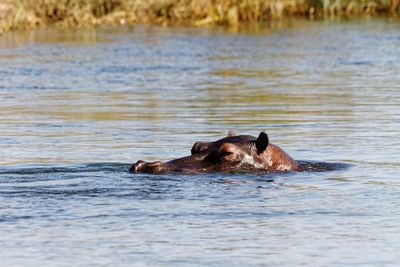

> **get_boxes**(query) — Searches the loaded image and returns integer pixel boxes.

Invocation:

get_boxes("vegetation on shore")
[0,0,399,32]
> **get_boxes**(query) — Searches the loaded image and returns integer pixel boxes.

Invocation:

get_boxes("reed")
[0,0,398,32]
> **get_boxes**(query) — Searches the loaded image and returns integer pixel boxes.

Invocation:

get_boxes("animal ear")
[227,130,237,137]
[255,132,269,154]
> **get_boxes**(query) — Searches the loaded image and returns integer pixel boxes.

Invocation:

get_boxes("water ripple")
[1,19,400,267]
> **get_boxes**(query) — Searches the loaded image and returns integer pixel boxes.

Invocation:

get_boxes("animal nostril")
[129,165,136,173]
[130,160,146,173]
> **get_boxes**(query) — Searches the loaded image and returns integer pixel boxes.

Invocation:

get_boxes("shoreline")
[0,0,399,34]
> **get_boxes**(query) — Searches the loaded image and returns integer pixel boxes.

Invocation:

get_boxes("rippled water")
[1,18,400,266]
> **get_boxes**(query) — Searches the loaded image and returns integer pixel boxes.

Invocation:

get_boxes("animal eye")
[219,151,233,157]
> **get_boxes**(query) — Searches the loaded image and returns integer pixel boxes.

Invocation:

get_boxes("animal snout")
[129,160,163,173]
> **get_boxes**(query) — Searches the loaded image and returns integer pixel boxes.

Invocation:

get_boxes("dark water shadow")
[297,160,352,172]
[0,161,350,177]
[0,162,130,175]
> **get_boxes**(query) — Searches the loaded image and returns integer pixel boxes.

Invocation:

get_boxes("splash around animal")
[130,131,299,174]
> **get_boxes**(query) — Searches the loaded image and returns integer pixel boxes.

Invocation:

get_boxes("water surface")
[1,18,400,266]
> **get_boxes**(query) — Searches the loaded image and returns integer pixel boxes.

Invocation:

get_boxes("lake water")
[0,18,399,266]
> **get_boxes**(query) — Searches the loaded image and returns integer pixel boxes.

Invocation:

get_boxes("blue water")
[1,18,400,266]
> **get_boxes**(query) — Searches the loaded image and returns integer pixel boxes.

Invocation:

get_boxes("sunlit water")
[1,18,400,266]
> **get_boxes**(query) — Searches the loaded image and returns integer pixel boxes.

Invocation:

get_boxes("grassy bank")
[0,0,399,32]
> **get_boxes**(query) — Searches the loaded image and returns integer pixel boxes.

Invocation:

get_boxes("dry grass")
[0,0,399,32]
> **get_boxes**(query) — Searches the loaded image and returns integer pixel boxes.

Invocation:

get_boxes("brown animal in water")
[130,131,299,174]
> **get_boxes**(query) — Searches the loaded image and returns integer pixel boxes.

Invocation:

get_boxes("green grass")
[0,0,399,32]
